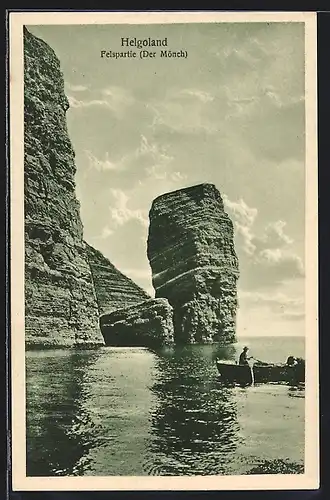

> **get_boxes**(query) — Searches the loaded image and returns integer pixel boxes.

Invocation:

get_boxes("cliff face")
[147,183,239,344]
[24,28,104,347]
[100,298,174,348]
[85,242,150,315]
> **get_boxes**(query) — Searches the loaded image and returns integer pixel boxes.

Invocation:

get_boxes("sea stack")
[147,183,239,344]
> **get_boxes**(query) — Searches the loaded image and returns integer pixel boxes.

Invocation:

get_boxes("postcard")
[9,10,319,491]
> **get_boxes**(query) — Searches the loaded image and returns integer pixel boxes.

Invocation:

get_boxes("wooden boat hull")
[216,361,305,385]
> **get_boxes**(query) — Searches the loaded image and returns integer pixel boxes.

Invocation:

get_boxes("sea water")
[26,336,305,476]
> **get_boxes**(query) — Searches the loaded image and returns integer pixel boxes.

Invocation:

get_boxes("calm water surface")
[26,337,305,476]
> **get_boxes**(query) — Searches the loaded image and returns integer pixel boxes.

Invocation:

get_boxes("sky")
[27,22,306,337]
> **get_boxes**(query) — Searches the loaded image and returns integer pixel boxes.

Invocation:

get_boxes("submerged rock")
[100,298,174,348]
[147,183,239,344]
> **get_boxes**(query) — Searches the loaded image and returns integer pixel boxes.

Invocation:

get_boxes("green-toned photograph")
[9,11,319,491]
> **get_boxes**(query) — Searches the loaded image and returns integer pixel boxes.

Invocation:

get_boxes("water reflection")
[26,349,103,476]
[26,339,305,477]
[148,345,241,475]
[287,384,305,398]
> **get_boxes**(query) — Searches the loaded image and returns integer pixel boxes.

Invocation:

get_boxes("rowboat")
[216,359,305,386]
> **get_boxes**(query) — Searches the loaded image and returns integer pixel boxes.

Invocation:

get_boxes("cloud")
[67,86,134,118]
[148,87,219,135]
[224,194,304,288]
[171,171,187,182]
[206,25,306,162]
[127,134,174,178]
[238,220,295,256]
[68,95,112,109]
[85,150,123,172]
[223,195,258,227]
[88,225,114,242]
[249,248,304,288]
[179,89,214,103]
[138,135,173,166]
[239,290,305,321]
[235,223,256,256]
[84,135,174,179]
[65,83,88,92]
[213,41,266,70]
[100,226,114,239]
[145,165,167,180]
[213,25,304,102]
[148,64,304,146]
[101,86,134,109]
[146,165,187,183]
[240,290,304,308]
[109,188,148,228]
[263,220,293,247]
[256,249,304,282]
[223,195,257,255]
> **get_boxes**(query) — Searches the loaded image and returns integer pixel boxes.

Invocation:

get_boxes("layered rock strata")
[147,183,239,344]
[24,28,105,348]
[100,298,174,348]
[85,242,150,315]
[24,28,163,349]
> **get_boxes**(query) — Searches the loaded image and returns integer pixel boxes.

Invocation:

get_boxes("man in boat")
[285,355,301,385]
[239,346,253,366]
[286,355,298,367]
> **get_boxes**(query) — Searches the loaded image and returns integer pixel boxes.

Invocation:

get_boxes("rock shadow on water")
[26,349,106,476]
[147,344,242,475]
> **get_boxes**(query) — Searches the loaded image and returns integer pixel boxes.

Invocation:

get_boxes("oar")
[251,357,267,364]
[248,362,255,386]
[250,366,255,386]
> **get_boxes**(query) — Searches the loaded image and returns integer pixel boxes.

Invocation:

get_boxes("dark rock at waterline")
[100,298,174,348]
[147,183,239,344]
